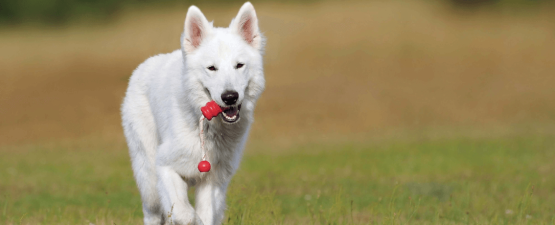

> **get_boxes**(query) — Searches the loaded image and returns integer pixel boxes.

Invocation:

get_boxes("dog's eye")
[235,63,244,69]
[207,66,218,71]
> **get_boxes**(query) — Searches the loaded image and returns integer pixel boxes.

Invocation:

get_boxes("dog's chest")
[204,123,248,169]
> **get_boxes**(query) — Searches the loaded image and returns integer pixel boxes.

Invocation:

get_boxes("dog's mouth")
[221,104,241,123]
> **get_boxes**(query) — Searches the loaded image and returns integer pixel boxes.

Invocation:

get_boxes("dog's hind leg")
[122,94,164,225]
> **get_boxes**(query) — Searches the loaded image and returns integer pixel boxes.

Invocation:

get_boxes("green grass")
[1,135,554,224]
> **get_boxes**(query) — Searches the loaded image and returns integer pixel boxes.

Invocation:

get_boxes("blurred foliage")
[0,0,121,24]
[450,0,545,7]
[0,0,549,25]
[0,0,239,25]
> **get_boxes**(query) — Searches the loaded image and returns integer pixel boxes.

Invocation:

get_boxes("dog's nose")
[221,91,239,105]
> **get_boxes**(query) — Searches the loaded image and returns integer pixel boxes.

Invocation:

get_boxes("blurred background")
[1,0,554,224]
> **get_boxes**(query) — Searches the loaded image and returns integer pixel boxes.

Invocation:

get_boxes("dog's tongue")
[224,107,238,117]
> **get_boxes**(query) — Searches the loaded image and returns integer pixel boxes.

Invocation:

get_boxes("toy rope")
[199,116,207,161]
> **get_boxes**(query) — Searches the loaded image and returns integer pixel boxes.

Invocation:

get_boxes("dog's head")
[181,2,265,124]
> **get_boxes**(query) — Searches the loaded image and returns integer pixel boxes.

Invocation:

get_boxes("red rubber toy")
[198,160,211,172]
[201,101,222,120]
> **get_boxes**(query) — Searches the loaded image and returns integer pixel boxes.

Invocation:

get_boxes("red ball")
[198,160,211,172]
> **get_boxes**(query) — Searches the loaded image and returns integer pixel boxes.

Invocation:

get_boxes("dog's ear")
[182,6,212,54]
[230,2,263,50]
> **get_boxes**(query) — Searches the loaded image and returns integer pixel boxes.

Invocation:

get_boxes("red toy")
[198,160,211,172]
[200,101,222,120]
[198,101,223,172]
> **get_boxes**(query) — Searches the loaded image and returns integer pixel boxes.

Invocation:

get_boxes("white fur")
[121,2,265,224]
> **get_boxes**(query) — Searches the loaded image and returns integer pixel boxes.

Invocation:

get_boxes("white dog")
[121,2,265,224]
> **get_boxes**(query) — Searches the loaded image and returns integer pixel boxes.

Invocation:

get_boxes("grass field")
[1,135,554,224]
[1,0,555,224]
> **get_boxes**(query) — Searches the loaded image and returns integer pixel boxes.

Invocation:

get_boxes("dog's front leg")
[157,166,203,225]
[195,180,228,225]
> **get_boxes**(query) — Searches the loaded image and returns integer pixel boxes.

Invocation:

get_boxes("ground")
[1,135,554,224]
